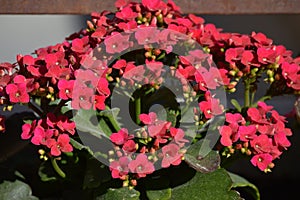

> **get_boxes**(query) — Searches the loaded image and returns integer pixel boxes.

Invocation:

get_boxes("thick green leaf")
[97,187,140,200]
[171,169,242,200]
[73,109,109,139]
[184,140,220,173]
[147,188,171,200]
[228,172,260,200]
[0,180,39,200]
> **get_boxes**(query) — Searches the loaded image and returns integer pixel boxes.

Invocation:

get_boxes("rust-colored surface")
[0,0,300,14]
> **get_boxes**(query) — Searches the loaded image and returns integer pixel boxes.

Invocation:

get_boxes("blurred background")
[1,14,300,199]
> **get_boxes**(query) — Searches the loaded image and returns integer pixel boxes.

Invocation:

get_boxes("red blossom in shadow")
[47,134,73,156]
[21,120,37,140]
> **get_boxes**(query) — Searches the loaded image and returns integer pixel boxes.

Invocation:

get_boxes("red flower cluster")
[219,102,292,171]
[0,0,299,183]
[109,112,188,182]
[21,113,75,156]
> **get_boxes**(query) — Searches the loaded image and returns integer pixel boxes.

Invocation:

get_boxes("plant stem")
[244,80,250,107]
[50,157,66,178]
[107,114,121,132]
[135,97,141,124]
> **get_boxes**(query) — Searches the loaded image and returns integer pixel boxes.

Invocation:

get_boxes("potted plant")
[0,0,299,199]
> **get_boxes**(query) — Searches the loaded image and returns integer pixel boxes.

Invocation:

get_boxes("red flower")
[58,79,75,100]
[257,47,276,64]
[219,125,239,146]
[94,95,106,110]
[274,131,291,149]
[170,127,189,147]
[139,112,157,125]
[91,26,107,39]
[31,127,54,146]
[71,86,94,110]
[110,156,130,179]
[122,140,136,153]
[140,112,171,142]
[47,134,73,156]
[104,33,130,54]
[238,125,257,142]
[199,97,223,119]
[6,83,29,103]
[71,36,90,53]
[135,27,159,45]
[110,128,133,146]
[56,115,76,135]
[250,153,273,171]
[142,0,166,11]
[161,143,182,168]
[97,78,110,97]
[123,65,145,82]
[247,107,262,123]
[21,120,37,140]
[116,6,137,20]
[251,32,273,46]
[250,134,272,154]
[128,154,155,177]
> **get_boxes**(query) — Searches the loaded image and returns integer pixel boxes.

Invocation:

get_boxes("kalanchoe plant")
[0,0,300,199]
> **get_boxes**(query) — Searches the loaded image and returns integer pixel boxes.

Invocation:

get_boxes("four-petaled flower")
[128,154,155,178]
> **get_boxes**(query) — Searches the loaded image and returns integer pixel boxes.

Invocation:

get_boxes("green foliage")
[171,169,242,200]
[97,187,140,200]
[228,172,260,200]
[0,180,39,200]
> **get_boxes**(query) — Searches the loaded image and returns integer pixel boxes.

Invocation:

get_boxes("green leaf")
[69,138,94,156]
[97,187,140,200]
[228,172,260,200]
[171,169,242,200]
[184,140,220,173]
[73,109,109,139]
[0,180,39,200]
[61,101,72,114]
[231,99,242,112]
[147,188,171,200]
